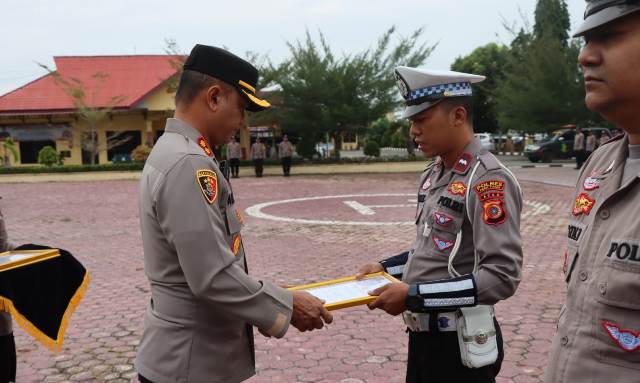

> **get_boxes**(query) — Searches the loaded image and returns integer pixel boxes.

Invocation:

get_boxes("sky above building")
[1,0,588,95]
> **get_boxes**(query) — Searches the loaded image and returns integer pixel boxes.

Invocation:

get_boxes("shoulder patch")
[198,137,214,157]
[196,169,218,204]
[454,152,473,173]
[474,180,505,195]
[482,199,507,226]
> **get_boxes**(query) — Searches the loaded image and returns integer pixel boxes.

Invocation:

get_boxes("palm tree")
[0,138,19,167]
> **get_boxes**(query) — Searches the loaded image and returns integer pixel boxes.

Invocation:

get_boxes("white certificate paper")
[302,275,393,305]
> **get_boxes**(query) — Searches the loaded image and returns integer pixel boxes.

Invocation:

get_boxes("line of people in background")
[225,135,294,178]
[574,127,612,169]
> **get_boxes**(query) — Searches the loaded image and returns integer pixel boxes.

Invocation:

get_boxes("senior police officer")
[136,45,332,383]
[545,2,640,382]
[357,68,523,383]
[0,202,16,383]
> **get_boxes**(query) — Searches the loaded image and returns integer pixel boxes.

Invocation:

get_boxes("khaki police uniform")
[0,203,16,383]
[250,142,266,177]
[278,141,293,176]
[545,135,640,383]
[0,205,15,336]
[136,118,293,383]
[226,141,242,178]
[379,67,523,383]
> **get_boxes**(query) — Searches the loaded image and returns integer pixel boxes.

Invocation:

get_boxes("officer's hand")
[291,291,333,332]
[355,263,384,280]
[367,282,409,316]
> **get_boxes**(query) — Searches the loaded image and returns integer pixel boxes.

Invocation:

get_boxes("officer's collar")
[165,118,203,143]
[165,118,215,158]
[452,138,483,175]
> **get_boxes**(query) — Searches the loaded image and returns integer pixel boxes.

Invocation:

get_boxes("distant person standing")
[574,128,586,169]
[278,135,293,177]
[600,131,611,146]
[251,137,266,177]
[226,136,242,178]
[585,131,597,158]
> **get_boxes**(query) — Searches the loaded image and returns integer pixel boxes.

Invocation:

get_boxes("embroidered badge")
[438,317,450,329]
[231,234,242,256]
[474,180,505,195]
[583,176,600,191]
[454,152,473,173]
[602,321,640,352]
[434,212,453,228]
[572,193,595,216]
[478,191,505,202]
[422,177,432,190]
[198,137,213,157]
[482,199,507,226]
[196,169,218,204]
[236,208,245,226]
[432,235,455,251]
[437,196,464,213]
[448,182,467,196]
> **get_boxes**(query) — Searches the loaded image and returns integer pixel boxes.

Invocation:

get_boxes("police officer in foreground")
[357,68,523,383]
[545,2,640,382]
[136,45,332,383]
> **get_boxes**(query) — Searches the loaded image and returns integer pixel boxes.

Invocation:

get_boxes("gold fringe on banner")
[0,272,90,352]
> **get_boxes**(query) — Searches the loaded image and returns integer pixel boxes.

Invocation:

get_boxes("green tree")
[0,138,19,167]
[38,146,59,167]
[534,0,571,45]
[495,0,595,134]
[268,27,435,158]
[451,43,510,133]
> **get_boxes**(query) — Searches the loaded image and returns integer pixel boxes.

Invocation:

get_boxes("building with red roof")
[0,55,180,165]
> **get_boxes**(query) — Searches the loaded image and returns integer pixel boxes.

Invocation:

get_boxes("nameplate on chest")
[437,196,464,213]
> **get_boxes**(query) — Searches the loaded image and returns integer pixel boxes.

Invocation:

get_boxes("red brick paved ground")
[0,169,575,382]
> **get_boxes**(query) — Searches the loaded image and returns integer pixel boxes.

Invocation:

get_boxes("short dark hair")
[440,96,474,124]
[175,69,231,106]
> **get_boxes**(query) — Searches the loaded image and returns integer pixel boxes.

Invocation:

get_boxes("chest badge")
[198,137,214,157]
[448,182,467,196]
[572,193,595,216]
[583,176,600,191]
[454,153,473,173]
[196,169,218,204]
[602,321,640,352]
[434,212,453,228]
[432,235,455,251]
[422,177,432,190]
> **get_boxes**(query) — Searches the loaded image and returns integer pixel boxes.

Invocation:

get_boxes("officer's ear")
[204,83,227,113]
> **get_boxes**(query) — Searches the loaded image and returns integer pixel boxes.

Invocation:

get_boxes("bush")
[364,141,381,157]
[131,145,152,162]
[296,138,319,160]
[37,146,59,167]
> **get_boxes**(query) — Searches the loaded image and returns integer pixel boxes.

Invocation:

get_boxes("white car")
[474,133,495,151]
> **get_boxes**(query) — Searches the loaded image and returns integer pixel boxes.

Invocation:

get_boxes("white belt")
[402,311,457,332]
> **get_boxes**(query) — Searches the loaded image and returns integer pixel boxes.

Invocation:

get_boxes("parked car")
[474,133,495,151]
[525,127,612,163]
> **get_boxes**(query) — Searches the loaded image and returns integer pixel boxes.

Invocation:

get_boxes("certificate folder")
[288,272,400,311]
[0,249,61,272]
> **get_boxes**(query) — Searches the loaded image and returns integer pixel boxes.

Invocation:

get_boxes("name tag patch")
[437,196,464,213]
[606,240,640,263]
[568,223,585,242]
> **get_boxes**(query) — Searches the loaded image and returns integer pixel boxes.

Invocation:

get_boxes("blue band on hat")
[408,82,473,103]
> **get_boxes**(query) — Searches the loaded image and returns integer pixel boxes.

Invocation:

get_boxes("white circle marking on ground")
[245,194,551,226]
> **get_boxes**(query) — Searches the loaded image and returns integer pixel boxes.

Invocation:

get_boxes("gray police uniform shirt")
[227,142,241,160]
[0,205,15,336]
[250,143,266,160]
[545,135,640,383]
[403,139,523,306]
[278,142,293,158]
[136,118,293,383]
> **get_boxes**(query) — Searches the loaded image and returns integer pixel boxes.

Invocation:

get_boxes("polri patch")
[198,137,214,157]
[606,240,640,263]
[448,182,467,196]
[602,321,640,352]
[196,169,218,204]
[483,199,506,226]
[432,235,455,251]
[437,196,464,213]
[572,193,595,216]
